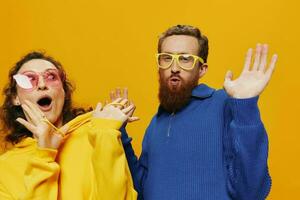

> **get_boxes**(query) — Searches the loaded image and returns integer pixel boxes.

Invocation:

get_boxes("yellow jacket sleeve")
[21,148,60,200]
[88,118,137,200]
[0,182,13,199]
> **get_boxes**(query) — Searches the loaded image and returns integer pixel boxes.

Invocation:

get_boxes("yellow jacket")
[0,112,137,200]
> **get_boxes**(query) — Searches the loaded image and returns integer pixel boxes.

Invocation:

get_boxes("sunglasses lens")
[178,54,195,69]
[157,54,173,68]
[14,69,63,90]
[43,70,61,84]
[22,72,39,88]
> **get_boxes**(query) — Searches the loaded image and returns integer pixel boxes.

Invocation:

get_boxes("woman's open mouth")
[37,96,53,111]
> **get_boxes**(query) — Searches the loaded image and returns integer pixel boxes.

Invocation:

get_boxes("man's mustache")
[168,74,183,81]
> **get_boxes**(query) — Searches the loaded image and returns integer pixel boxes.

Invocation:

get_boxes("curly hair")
[0,51,87,145]
[158,24,209,63]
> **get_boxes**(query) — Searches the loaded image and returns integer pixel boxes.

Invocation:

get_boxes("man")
[120,25,277,200]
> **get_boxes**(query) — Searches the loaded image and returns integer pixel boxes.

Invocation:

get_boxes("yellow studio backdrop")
[0,0,299,199]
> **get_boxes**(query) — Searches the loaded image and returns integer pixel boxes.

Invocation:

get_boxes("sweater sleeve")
[22,148,60,200]
[88,118,137,200]
[224,96,271,200]
[121,124,152,199]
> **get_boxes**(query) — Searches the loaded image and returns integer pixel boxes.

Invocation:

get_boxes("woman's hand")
[109,88,139,122]
[93,97,136,124]
[16,100,68,149]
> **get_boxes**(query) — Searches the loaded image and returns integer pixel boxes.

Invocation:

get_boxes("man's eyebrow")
[162,51,190,54]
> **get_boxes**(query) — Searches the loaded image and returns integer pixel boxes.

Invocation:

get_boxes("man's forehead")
[161,35,199,54]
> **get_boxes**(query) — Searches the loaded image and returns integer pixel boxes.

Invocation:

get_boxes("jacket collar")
[15,137,36,148]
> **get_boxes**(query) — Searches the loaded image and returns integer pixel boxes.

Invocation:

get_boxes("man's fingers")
[252,44,262,70]
[115,88,121,98]
[126,103,139,122]
[266,54,278,79]
[122,104,135,114]
[258,44,268,71]
[95,102,102,112]
[110,87,128,101]
[110,91,116,101]
[123,88,128,99]
[224,70,233,82]
[243,48,253,72]
[128,116,140,122]
[122,101,137,122]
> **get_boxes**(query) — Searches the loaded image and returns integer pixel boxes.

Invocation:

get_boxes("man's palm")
[224,44,278,98]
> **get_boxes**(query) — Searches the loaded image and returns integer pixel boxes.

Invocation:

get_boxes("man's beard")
[158,72,199,113]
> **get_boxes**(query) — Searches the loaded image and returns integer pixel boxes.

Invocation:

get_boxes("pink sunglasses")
[13,68,64,91]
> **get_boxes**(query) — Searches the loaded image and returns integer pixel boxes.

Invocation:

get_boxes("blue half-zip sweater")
[121,84,271,200]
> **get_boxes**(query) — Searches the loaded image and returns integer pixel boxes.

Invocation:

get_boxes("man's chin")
[169,87,180,93]
[159,74,199,112]
[168,83,182,92]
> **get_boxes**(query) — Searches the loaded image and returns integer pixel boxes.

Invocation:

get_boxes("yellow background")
[0,0,299,199]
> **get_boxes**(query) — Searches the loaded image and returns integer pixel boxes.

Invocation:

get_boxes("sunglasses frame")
[156,53,205,70]
[13,68,64,91]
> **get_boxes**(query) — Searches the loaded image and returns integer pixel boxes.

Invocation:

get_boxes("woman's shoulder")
[0,137,36,162]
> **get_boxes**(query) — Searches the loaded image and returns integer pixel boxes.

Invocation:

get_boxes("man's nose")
[170,59,181,73]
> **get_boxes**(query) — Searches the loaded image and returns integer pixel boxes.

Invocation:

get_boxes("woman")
[0,52,137,199]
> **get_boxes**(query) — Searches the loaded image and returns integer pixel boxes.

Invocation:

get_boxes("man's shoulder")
[213,88,229,100]
[193,84,229,101]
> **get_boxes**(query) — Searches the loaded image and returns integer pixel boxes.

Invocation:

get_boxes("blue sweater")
[121,84,271,200]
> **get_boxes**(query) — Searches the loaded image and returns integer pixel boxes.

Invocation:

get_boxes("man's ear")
[12,95,20,106]
[198,63,208,78]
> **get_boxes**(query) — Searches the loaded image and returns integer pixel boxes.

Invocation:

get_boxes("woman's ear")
[198,63,208,78]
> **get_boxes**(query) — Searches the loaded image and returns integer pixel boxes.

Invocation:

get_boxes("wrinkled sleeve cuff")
[228,96,262,126]
[120,126,133,146]
[34,148,58,162]
[91,118,123,130]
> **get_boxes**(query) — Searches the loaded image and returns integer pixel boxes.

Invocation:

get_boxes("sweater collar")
[191,83,215,98]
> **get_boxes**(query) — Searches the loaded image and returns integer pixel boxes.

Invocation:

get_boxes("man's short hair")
[158,25,209,63]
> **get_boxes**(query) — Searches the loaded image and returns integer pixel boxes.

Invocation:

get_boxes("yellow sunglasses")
[156,53,204,70]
